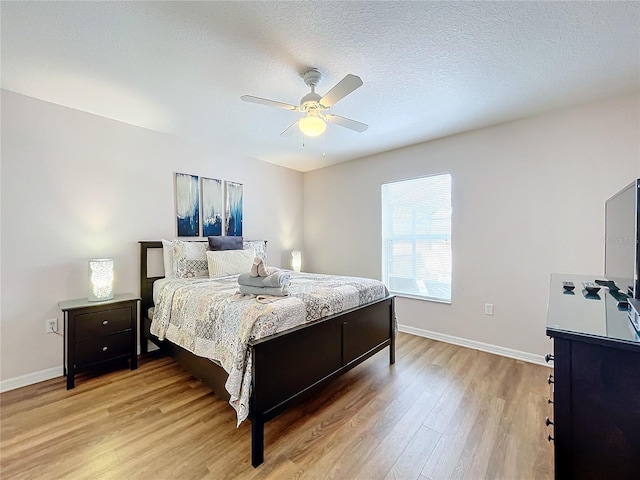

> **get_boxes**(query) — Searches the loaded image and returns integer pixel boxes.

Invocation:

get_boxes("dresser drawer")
[74,307,132,341]
[74,331,132,367]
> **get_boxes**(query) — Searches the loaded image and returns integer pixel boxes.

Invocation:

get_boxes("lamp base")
[88,293,114,302]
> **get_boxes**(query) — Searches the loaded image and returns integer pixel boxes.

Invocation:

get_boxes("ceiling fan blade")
[280,120,299,137]
[240,95,298,111]
[325,114,368,133]
[319,74,363,108]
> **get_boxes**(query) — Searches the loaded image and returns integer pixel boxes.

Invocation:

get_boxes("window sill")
[390,292,451,304]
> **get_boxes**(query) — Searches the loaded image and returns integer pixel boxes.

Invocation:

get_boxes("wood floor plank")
[420,374,492,480]
[451,394,505,479]
[311,353,446,478]
[421,348,487,433]
[354,390,440,480]
[385,426,441,480]
[0,333,553,480]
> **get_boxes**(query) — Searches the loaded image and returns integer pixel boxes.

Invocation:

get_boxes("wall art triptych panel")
[225,181,243,237]
[175,173,242,237]
[201,177,224,236]
[175,173,200,237]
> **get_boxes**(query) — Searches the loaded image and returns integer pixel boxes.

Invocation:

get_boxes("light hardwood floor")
[1,333,554,479]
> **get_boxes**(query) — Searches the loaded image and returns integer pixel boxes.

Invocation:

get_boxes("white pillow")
[173,240,209,278]
[161,239,175,279]
[207,249,256,278]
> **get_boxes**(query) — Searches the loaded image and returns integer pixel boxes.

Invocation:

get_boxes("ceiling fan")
[241,68,368,137]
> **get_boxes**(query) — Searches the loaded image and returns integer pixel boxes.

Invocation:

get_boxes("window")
[382,173,452,303]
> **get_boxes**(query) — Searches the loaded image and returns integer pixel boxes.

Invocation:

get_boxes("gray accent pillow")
[208,236,243,251]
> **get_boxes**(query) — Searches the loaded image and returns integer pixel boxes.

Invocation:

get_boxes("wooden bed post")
[251,418,265,467]
[138,241,163,355]
[139,242,149,355]
[390,296,396,365]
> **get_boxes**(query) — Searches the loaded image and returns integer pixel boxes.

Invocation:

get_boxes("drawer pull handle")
[102,320,109,325]
[545,417,554,427]
[547,374,554,385]
[102,346,108,352]
[545,353,554,363]
[548,434,554,443]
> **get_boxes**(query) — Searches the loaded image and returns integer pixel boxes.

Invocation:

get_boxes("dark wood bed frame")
[139,241,396,467]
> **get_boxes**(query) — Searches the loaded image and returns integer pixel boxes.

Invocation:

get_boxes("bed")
[139,240,396,467]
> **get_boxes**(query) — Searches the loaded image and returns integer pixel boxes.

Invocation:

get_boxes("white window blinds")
[382,173,452,303]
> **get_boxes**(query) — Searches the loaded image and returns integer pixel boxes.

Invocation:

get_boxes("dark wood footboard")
[139,241,396,468]
[248,295,395,466]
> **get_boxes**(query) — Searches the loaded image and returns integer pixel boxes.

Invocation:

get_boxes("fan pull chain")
[322,129,326,157]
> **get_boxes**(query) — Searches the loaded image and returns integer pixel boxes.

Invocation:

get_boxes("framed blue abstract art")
[225,181,243,237]
[201,177,224,236]
[175,173,199,237]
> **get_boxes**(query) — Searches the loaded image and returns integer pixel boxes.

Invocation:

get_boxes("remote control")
[582,282,601,295]
[595,279,618,290]
[562,281,575,291]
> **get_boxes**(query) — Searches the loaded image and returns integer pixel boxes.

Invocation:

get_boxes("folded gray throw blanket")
[238,271,291,288]
[238,284,289,296]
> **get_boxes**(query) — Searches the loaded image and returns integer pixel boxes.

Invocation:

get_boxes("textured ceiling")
[2,1,639,172]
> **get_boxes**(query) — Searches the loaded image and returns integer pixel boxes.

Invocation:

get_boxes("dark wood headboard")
[139,240,164,319]
[139,239,267,317]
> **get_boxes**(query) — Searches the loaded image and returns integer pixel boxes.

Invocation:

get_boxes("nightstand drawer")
[74,307,132,341]
[75,331,132,367]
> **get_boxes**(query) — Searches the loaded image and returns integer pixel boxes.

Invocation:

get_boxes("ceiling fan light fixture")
[241,69,367,137]
[298,114,326,137]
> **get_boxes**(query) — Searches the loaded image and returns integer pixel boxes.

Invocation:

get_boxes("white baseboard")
[1,329,545,393]
[1,343,161,393]
[0,366,63,393]
[398,324,549,367]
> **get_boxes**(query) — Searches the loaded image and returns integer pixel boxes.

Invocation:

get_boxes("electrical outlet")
[46,318,58,333]
[484,303,494,316]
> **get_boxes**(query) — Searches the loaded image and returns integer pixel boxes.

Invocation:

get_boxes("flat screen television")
[605,179,640,299]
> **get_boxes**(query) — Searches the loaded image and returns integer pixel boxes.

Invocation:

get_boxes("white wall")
[304,93,640,359]
[2,90,638,386]
[0,90,304,383]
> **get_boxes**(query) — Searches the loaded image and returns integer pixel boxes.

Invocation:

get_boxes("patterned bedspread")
[150,272,389,424]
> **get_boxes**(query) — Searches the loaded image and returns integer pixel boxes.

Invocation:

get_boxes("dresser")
[59,293,140,389]
[546,274,640,479]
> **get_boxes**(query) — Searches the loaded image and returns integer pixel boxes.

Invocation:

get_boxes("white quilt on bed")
[150,272,388,425]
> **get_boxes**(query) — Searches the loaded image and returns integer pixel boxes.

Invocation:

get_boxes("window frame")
[381,172,452,304]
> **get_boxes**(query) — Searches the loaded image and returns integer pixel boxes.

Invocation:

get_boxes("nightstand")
[59,293,140,389]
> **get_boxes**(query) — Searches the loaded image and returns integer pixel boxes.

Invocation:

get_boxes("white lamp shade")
[298,115,326,137]
[291,250,302,272]
[88,258,114,301]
